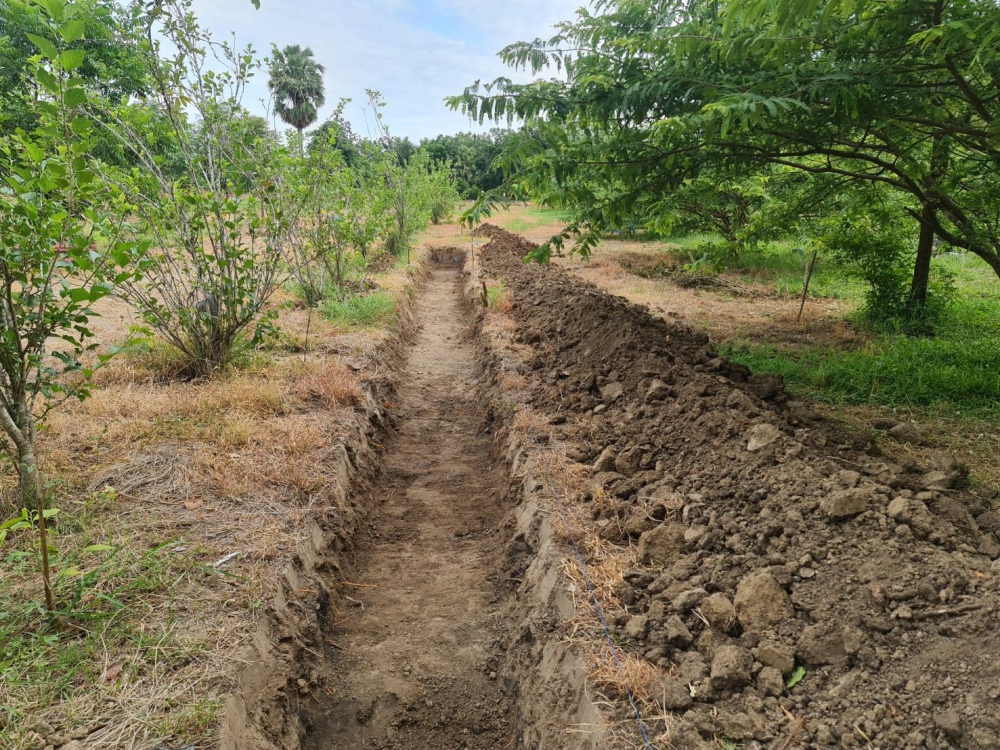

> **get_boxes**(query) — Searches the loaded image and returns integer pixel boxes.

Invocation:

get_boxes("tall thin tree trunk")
[908,204,935,314]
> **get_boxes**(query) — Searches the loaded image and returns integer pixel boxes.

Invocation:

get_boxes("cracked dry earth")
[301,268,515,750]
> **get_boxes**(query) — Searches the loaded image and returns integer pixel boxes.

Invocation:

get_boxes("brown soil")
[299,268,515,749]
[475,225,1000,750]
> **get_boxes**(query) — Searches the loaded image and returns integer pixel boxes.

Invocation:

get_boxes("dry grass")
[819,402,1000,491]
[587,646,662,705]
[0,250,425,750]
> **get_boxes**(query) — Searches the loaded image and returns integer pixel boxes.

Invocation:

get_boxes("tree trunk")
[909,133,949,318]
[908,203,935,315]
[19,447,55,612]
[1,386,55,610]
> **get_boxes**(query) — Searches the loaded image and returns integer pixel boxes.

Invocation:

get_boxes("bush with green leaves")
[0,0,142,609]
[823,213,911,330]
[100,0,298,377]
[422,157,461,225]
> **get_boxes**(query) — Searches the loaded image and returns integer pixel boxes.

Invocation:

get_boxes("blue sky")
[188,0,585,142]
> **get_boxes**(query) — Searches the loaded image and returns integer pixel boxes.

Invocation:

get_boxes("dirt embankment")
[474,225,1000,750]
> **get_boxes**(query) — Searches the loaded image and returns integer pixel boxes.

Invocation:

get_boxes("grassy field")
[471,204,1000,490]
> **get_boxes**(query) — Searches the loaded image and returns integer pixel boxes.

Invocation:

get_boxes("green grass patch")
[321,291,397,328]
[725,337,1000,416]
[724,291,1000,418]
[0,498,198,740]
[722,257,1000,417]
[495,205,574,233]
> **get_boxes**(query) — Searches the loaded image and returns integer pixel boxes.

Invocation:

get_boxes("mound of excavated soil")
[476,225,1000,750]
[473,222,537,260]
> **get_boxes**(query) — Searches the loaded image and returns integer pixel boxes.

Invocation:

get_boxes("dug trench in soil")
[298,265,516,749]
[473,225,1000,750]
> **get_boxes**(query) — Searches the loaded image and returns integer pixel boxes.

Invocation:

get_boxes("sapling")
[0,0,141,610]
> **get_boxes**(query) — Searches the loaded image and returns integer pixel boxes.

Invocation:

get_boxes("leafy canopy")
[449,0,1000,276]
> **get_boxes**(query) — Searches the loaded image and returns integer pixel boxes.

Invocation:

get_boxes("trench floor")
[303,268,515,749]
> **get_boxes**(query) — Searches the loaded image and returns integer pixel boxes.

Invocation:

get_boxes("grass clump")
[322,291,397,328]
[484,280,514,313]
[726,337,1000,415]
[722,253,1000,417]
[497,205,574,234]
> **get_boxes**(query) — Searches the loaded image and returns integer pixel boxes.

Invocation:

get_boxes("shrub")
[106,6,295,377]
[823,214,910,330]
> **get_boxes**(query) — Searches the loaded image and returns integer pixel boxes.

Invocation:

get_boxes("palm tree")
[268,45,326,154]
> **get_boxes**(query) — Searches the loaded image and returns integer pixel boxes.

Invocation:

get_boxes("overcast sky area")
[187,0,585,142]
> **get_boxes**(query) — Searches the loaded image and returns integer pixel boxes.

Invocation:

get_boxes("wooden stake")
[797,246,819,322]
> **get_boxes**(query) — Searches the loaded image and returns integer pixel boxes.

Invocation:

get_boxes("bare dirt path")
[303,268,515,750]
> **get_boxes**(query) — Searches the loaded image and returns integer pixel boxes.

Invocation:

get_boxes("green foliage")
[485,279,508,309]
[422,156,461,225]
[308,110,361,167]
[725,267,1000,416]
[450,0,1000,295]
[726,335,1000,416]
[363,94,461,260]
[419,130,515,198]
[0,0,142,610]
[106,3,295,377]
[786,667,806,690]
[823,213,911,329]
[289,97,437,306]
[321,291,397,328]
[0,0,150,139]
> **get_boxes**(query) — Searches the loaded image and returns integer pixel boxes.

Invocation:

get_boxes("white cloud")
[434,0,584,39]
[186,0,585,140]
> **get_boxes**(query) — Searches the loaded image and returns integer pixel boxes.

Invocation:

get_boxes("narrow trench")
[302,267,516,750]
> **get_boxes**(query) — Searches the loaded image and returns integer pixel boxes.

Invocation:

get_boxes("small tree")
[285,131,349,304]
[423,157,461,225]
[823,200,911,330]
[101,0,297,377]
[0,2,140,610]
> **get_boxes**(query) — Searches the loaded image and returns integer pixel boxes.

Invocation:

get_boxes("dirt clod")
[637,522,686,565]
[733,569,793,632]
[710,644,753,690]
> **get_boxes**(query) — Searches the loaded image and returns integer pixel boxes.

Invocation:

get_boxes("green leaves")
[58,19,85,43]
[42,0,68,22]
[451,0,1000,280]
[26,33,58,61]
[786,666,806,690]
[57,49,84,71]
[63,87,86,107]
